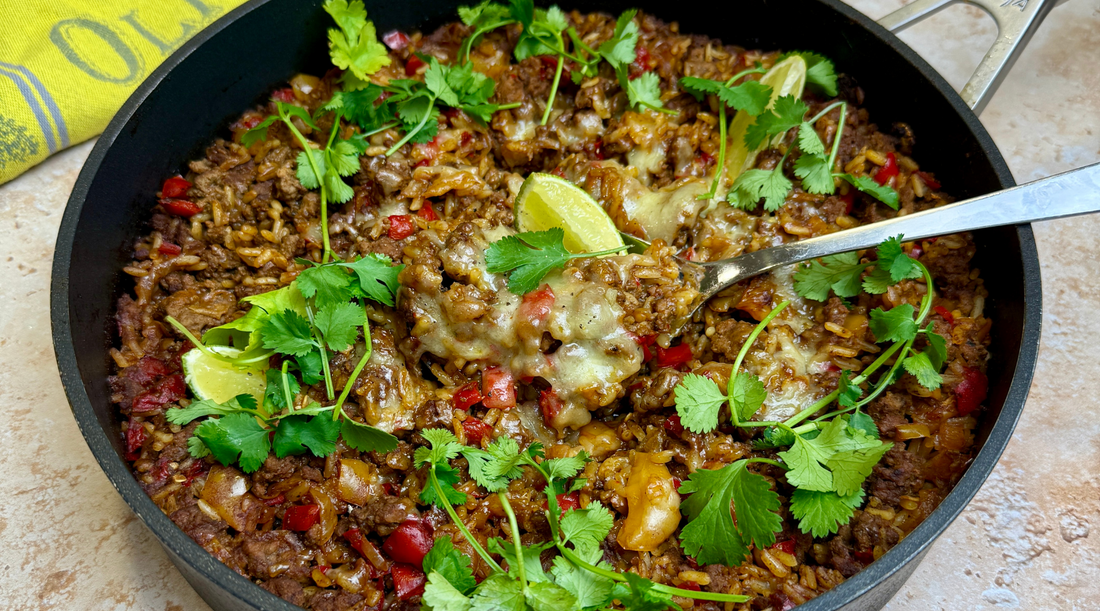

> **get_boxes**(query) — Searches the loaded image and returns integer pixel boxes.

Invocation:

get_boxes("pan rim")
[49,0,1041,609]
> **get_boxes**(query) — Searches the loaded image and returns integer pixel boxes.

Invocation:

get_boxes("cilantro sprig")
[671,235,948,544]
[485,228,625,294]
[165,254,405,472]
[414,428,749,609]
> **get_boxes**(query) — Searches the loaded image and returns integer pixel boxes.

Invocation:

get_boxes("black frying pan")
[49,0,1043,609]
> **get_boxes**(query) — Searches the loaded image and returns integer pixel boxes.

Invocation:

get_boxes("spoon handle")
[700,161,1100,294]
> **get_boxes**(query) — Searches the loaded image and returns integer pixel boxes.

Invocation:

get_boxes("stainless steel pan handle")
[877,0,1061,113]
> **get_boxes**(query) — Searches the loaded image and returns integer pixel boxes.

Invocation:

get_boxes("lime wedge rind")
[514,172,626,254]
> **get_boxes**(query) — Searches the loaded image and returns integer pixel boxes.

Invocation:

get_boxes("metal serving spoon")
[622,161,1100,321]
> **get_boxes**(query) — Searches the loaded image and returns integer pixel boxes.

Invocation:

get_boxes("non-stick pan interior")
[51,0,1038,609]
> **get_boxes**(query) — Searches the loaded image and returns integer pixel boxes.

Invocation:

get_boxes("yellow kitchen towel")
[0,0,248,185]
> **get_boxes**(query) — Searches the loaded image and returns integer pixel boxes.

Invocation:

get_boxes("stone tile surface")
[0,1,1096,609]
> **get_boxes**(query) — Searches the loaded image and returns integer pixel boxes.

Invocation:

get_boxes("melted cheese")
[406,224,643,430]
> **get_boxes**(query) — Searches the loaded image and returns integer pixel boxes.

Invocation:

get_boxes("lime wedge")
[514,173,626,254]
[182,346,268,404]
[724,56,808,184]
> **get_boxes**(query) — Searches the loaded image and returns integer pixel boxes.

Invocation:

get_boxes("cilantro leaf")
[869,304,918,343]
[778,435,834,492]
[273,414,341,458]
[259,310,317,357]
[836,370,862,408]
[423,571,472,611]
[616,573,682,611]
[674,373,726,434]
[560,502,614,554]
[794,152,834,194]
[469,573,525,611]
[294,351,324,385]
[543,451,589,481]
[486,229,603,294]
[194,412,271,473]
[793,251,867,301]
[421,462,468,507]
[296,149,326,190]
[459,0,511,26]
[848,411,880,439]
[780,51,838,97]
[728,167,792,212]
[730,371,767,421]
[625,71,664,111]
[679,460,781,565]
[297,263,354,309]
[187,435,210,458]
[551,555,615,610]
[790,488,864,538]
[798,122,826,156]
[924,326,948,370]
[314,301,366,352]
[417,428,463,466]
[167,394,255,425]
[323,0,391,80]
[903,350,943,390]
[340,418,399,453]
[598,10,638,68]
[744,95,808,150]
[489,538,553,583]
[341,254,404,306]
[460,437,523,492]
[838,173,900,209]
[826,441,892,496]
[424,537,477,594]
[241,115,278,147]
[264,368,300,413]
[874,236,922,283]
[242,282,308,317]
[525,581,577,611]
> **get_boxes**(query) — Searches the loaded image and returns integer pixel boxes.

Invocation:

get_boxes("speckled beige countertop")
[1,1,1097,609]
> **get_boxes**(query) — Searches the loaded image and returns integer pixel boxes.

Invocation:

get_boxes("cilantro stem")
[164,316,274,366]
[278,107,333,264]
[730,301,790,425]
[498,492,527,586]
[462,21,517,64]
[281,360,293,412]
[565,27,597,59]
[723,66,767,88]
[360,121,400,138]
[825,102,847,174]
[303,304,335,401]
[540,53,564,126]
[386,94,437,156]
[746,457,786,469]
[429,468,503,572]
[332,316,373,421]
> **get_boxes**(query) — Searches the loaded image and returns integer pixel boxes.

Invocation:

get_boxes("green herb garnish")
[485,228,625,294]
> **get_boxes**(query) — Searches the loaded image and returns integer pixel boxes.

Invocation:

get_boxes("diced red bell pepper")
[770,539,796,556]
[128,356,168,385]
[131,374,186,413]
[159,198,202,217]
[839,189,855,214]
[388,214,416,240]
[462,417,494,445]
[383,30,411,51]
[854,549,874,563]
[519,284,555,327]
[263,493,286,507]
[383,519,434,566]
[272,87,296,103]
[240,115,262,130]
[392,563,427,600]
[551,166,566,178]
[284,504,321,531]
[916,170,941,190]
[344,527,368,556]
[672,476,683,494]
[452,382,483,411]
[124,418,146,459]
[629,333,657,362]
[664,414,684,437]
[538,389,563,425]
[655,344,693,369]
[405,55,426,76]
[161,176,192,199]
[679,580,701,591]
[482,367,516,409]
[629,45,651,79]
[183,460,207,486]
[955,367,988,415]
[873,152,899,186]
[556,492,580,517]
[934,306,955,325]
[158,242,182,255]
[416,204,437,221]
